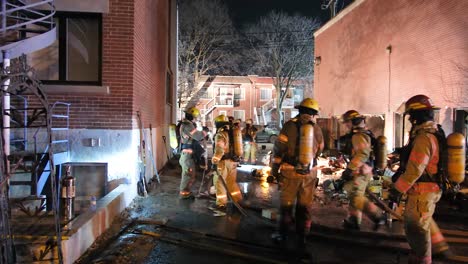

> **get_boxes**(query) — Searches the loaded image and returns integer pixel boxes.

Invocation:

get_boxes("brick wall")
[46,0,135,129]
[133,0,170,129]
[314,0,468,145]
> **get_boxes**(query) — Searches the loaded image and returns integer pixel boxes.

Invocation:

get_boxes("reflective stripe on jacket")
[395,121,439,193]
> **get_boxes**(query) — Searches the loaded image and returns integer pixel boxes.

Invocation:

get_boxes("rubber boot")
[371,214,386,231]
[343,216,360,230]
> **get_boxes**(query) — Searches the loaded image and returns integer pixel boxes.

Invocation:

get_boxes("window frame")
[234,87,245,100]
[260,88,272,101]
[233,110,245,121]
[41,11,103,86]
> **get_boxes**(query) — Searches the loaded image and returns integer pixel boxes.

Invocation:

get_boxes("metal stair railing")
[0,0,56,60]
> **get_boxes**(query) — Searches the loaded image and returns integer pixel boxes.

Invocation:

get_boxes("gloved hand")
[211,163,218,171]
[388,187,403,204]
[271,163,281,179]
[341,168,354,181]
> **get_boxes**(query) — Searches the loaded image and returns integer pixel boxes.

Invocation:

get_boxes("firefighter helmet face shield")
[341,110,363,122]
[404,94,440,114]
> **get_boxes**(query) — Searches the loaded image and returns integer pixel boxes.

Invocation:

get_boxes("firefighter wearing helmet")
[242,119,258,165]
[178,107,207,199]
[210,114,243,213]
[389,95,452,263]
[270,98,324,259]
[340,110,386,231]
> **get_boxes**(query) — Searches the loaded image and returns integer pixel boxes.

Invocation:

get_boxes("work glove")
[340,168,354,181]
[271,163,281,180]
[388,187,403,204]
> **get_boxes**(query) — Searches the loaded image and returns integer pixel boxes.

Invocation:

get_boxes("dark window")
[29,12,102,85]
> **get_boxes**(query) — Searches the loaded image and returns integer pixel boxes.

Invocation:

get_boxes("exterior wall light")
[314,56,322,65]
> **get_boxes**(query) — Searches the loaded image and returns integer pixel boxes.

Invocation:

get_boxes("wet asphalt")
[78,143,464,263]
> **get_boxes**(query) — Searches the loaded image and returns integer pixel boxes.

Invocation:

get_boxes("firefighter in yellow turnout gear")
[270,98,324,258]
[340,110,386,230]
[211,115,243,212]
[178,107,207,199]
[242,119,258,165]
[389,95,452,264]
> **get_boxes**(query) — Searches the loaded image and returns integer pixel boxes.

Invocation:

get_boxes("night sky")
[224,0,353,26]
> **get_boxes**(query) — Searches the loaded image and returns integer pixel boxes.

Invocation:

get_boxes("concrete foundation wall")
[68,127,169,184]
[314,0,468,148]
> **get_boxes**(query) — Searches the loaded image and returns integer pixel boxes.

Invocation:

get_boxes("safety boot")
[271,232,288,247]
[433,249,454,261]
[342,216,360,230]
[371,214,387,231]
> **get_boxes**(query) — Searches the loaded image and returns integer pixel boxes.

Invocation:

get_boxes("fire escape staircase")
[0,1,67,263]
[257,98,276,125]
[1,0,57,60]
[8,100,70,215]
[181,75,216,110]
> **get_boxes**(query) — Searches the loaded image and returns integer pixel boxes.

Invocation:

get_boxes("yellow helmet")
[185,107,200,118]
[214,114,228,123]
[295,98,320,112]
[245,119,253,125]
[341,110,364,122]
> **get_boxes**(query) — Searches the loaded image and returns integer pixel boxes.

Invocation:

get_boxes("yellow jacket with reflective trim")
[394,121,439,193]
[347,127,372,171]
[212,128,230,164]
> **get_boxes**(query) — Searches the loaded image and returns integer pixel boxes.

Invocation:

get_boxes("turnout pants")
[243,142,257,164]
[343,171,381,224]
[404,188,448,264]
[179,152,196,195]
[279,166,317,238]
[213,159,242,206]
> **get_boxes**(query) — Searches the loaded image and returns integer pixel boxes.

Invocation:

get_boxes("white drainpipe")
[2,50,10,164]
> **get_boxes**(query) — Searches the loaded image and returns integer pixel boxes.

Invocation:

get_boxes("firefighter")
[178,107,207,199]
[270,98,324,257]
[389,95,452,263]
[242,119,258,165]
[211,114,243,212]
[340,110,386,230]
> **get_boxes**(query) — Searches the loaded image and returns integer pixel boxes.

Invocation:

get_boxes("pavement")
[75,146,468,264]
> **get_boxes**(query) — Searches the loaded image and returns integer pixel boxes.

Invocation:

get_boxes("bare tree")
[245,12,320,127]
[177,0,238,112]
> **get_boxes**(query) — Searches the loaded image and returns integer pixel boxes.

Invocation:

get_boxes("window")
[233,110,245,121]
[29,12,102,85]
[201,88,213,99]
[260,88,272,101]
[234,87,245,100]
[219,111,227,116]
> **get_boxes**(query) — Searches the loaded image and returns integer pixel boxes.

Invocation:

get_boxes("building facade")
[193,75,305,130]
[27,0,177,184]
[314,0,468,149]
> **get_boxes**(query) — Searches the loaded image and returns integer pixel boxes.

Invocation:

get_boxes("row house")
[192,75,306,130]
[313,0,468,151]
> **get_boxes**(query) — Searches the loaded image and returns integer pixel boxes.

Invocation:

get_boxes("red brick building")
[314,0,468,149]
[194,75,306,130]
[27,0,177,193]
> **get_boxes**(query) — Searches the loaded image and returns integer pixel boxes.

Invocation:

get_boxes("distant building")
[189,75,306,129]
[314,0,468,149]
